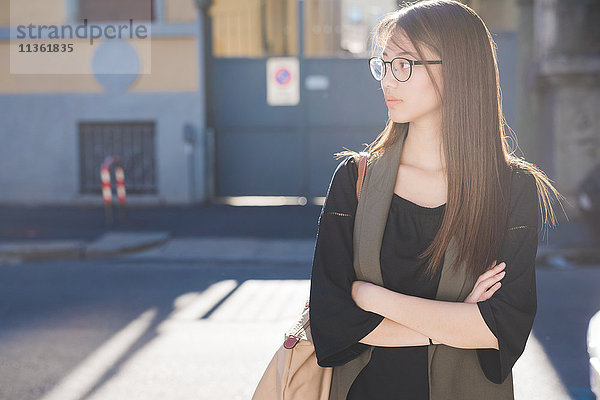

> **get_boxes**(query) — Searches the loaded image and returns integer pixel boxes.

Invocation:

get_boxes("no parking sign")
[266,57,299,106]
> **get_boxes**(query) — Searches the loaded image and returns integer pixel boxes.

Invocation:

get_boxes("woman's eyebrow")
[383,50,416,57]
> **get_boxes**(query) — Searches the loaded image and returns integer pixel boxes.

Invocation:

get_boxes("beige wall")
[133,37,199,92]
[0,0,519,94]
[0,41,104,93]
[164,0,198,23]
[0,0,9,25]
[1,0,65,25]
[0,0,199,93]
[0,37,199,93]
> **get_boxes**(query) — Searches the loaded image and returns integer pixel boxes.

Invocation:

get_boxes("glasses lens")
[369,58,384,81]
[392,58,411,82]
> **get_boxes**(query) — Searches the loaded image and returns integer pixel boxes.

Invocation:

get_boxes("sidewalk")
[0,203,598,265]
[0,203,322,263]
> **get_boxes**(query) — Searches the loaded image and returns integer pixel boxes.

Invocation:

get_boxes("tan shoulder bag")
[251,152,370,400]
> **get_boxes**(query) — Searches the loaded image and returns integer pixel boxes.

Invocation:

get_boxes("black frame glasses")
[368,56,442,82]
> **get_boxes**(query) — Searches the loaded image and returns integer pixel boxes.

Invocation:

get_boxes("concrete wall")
[517,0,600,193]
[0,0,208,205]
[0,93,205,205]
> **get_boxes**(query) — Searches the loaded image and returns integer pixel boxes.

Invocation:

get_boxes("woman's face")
[381,32,443,124]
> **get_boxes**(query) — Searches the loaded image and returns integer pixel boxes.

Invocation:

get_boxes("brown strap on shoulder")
[356,152,370,201]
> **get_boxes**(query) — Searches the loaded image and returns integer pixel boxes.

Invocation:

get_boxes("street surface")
[0,243,598,400]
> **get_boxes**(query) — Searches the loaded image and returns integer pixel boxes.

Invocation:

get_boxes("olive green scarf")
[329,126,514,399]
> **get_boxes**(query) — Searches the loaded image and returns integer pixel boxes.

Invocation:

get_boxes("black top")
[348,191,446,400]
[309,156,539,398]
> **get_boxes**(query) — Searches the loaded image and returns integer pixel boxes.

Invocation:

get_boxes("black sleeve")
[309,156,385,367]
[476,170,539,384]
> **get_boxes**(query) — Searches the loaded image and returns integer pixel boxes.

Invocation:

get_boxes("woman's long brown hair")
[335,0,568,282]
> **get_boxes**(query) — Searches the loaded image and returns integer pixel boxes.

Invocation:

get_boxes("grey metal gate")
[206,0,392,200]
[206,0,517,200]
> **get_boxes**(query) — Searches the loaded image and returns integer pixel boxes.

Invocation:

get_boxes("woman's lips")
[386,99,402,106]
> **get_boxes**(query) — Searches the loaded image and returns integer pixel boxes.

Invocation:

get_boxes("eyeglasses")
[368,56,442,82]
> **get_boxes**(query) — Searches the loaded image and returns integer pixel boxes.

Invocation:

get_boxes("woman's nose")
[381,79,398,93]
[381,69,398,89]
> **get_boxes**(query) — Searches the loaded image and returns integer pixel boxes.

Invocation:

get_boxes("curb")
[536,245,600,267]
[1,234,599,266]
[119,237,317,264]
[0,231,170,263]
[85,231,171,259]
[0,240,86,262]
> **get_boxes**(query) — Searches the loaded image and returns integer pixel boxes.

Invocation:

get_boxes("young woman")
[308,1,565,399]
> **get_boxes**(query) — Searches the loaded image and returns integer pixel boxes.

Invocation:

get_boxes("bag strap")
[356,151,370,201]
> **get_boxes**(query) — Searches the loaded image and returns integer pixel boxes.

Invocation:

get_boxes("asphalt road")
[0,255,598,400]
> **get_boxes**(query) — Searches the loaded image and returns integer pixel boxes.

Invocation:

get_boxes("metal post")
[196,0,212,203]
[100,156,127,226]
[184,123,197,202]
[114,163,127,220]
[298,0,309,201]
[101,162,113,226]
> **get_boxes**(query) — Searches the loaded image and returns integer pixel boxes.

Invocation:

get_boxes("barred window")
[78,121,157,195]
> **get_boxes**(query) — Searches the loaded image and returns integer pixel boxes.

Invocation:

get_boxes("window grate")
[78,121,157,195]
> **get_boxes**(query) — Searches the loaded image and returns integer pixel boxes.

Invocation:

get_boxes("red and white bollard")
[115,165,127,204]
[100,156,127,225]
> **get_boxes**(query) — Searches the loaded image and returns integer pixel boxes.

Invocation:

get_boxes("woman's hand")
[351,280,378,312]
[464,260,506,304]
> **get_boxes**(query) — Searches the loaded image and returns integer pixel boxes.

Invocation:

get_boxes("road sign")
[266,57,299,106]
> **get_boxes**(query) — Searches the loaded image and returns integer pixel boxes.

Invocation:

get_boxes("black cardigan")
[309,157,539,386]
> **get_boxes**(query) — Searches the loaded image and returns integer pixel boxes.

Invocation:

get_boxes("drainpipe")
[196,0,213,204]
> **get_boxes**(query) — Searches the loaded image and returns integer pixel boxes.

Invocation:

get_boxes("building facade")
[0,0,575,206]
